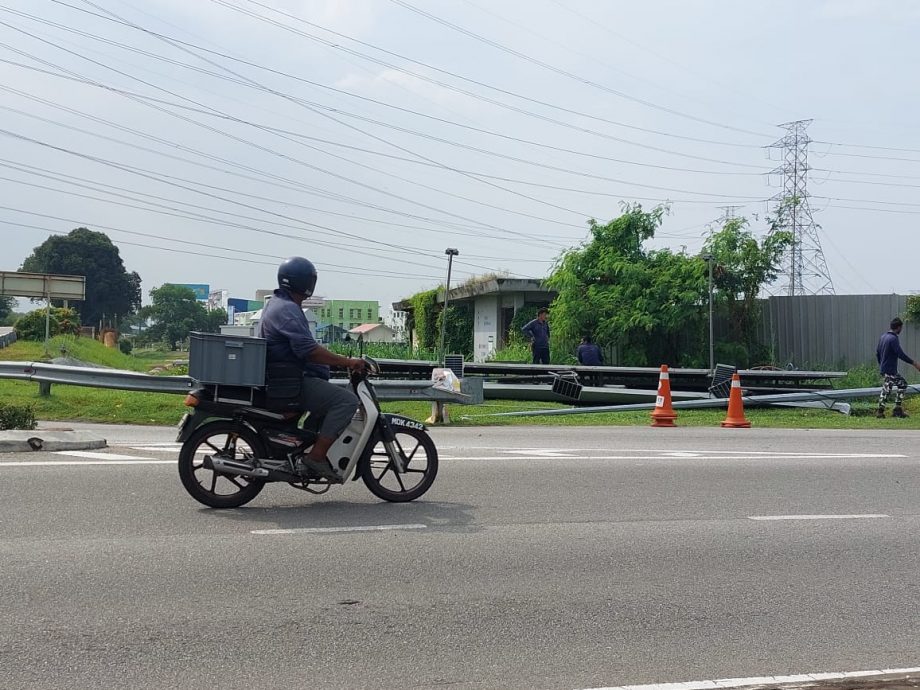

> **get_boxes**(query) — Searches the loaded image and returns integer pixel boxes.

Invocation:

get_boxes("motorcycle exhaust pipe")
[207,456,270,479]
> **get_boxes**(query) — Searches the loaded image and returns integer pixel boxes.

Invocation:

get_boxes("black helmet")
[277,256,317,296]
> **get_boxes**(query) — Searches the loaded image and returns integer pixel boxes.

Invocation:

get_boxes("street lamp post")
[701,253,715,375]
[438,248,459,363]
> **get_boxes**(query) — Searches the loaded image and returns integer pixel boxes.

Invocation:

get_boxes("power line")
[813,139,920,155]
[544,0,789,119]
[4,219,447,280]
[38,2,771,153]
[0,55,766,205]
[12,6,769,177]
[0,82,542,240]
[387,0,772,139]
[459,0,775,130]
[194,0,773,168]
[0,27,579,244]
[0,136,527,276]
[8,4,774,175]
[18,5,598,224]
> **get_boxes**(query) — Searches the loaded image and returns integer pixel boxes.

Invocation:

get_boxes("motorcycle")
[175,356,438,509]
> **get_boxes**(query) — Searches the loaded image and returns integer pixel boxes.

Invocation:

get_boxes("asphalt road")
[2,424,919,689]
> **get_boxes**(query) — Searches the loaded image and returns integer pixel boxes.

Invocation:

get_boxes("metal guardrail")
[0,361,482,404]
[371,358,846,392]
[0,328,16,349]
[0,361,194,394]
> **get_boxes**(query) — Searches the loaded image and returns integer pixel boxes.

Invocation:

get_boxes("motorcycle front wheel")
[359,426,438,502]
[178,421,266,509]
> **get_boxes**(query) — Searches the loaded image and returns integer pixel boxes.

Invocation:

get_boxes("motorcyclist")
[257,257,365,481]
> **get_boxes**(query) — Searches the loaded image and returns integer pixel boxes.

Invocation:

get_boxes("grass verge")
[1,335,181,372]
[2,378,918,430]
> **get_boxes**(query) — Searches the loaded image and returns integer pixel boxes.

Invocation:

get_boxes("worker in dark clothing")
[521,307,551,364]
[258,257,365,480]
[576,335,604,387]
[876,316,920,418]
[576,336,603,366]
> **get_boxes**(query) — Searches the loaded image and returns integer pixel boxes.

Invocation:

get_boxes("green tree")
[141,284,210,350]
[436,303,474,357]
[205,308,229,333]
[406,289,439,350]
[0,296,16,325]
[20,228,142,327]
[702,215,793,362]
[546,204,707,366]
[907,295,920,324]
[13,307,81,341]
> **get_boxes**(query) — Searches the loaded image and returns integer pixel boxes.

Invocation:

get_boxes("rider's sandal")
[295,457,342,483]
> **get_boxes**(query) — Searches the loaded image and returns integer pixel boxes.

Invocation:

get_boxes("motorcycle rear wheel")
[359,426,438,502]
[178,421,266,509]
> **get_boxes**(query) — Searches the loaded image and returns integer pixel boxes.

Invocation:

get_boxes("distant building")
[255,289,325,309]
[317,300,380,332]
[316,323,349,344]
[207,289,229,311]
[229,307,318,333]
[349,323,398,343]
[394,278,556,362]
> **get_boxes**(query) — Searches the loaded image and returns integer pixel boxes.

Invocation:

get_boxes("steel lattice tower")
[767,120,835,295]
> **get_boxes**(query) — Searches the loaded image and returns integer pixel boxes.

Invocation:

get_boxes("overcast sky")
[2,0,918,314]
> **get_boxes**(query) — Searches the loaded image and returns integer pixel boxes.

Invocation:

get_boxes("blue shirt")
[577,343,603,366]
[877,330,914,375]
[522,318,550,348]
[257,289,330,380]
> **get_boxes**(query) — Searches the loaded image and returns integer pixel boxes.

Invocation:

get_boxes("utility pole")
[767,120,834,296]
[438,248,459,363]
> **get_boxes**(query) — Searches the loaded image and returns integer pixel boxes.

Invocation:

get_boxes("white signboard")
[0,271,86,300]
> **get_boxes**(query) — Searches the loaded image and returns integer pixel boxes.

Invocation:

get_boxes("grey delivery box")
[189,332,266,387]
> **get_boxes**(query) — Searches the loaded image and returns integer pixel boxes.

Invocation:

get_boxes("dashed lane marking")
[251,524,428,535]
[581,667,920,690]
[0,460,173,467]
[54,451,151,460]
[748,514,889,521]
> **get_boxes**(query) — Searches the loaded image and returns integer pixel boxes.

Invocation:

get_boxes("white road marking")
[438,454,903,461]
[748,514,889,521]
[251,524,428,535]
[54,451,151,460]
[0,460,173,466]
[582,666,920,690]
[503,449,579,458]
[131,446,207,454]
[620,449,907,457]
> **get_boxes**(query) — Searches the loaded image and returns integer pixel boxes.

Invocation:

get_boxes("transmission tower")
[718,205,742,224]
[767,119,834,295]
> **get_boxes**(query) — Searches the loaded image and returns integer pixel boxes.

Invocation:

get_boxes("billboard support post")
[0,271,86,355]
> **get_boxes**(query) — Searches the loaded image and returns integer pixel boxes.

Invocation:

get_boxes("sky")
[2,0,919,316]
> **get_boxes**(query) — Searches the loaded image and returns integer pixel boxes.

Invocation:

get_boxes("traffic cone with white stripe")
[650,364,677,427]
[721,373,751,428]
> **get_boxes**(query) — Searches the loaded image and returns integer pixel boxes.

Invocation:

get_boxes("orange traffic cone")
[721,373,751,428]
[651,364,677,427]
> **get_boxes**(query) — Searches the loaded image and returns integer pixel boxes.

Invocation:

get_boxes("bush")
[14,307,81,341]
[0,403,36,430]
[833,364,880,390]
[118,337,133,355]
